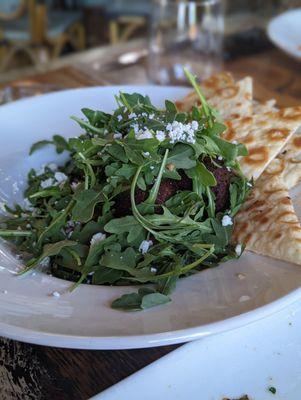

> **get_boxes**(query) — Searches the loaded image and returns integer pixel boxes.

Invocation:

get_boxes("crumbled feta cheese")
[150,166,155,170]
[36,165,46,176]
[23,198,33,210]
[143,152,150,157]
[128,112,137,119]
[136,129,153,140]
[222,215,233,227]
[150,267,157,273]
[217,156,223,161]
[90,232,106,246]
[40,257,50,268]
[48,163,58,172]
[71,181,80,191]
[26,223,31,229]
[54,172,68,184]
[226,167,231,172]
[139,240,153,254]
[165,120,198,144]
[149,114,155,119]
[232,140,238,144]
[191,121,199,130]
[113,133,122,139]
[236,273,245,280]
[235,244,242,256]
[239,295,250,302]
[247,182,253,187]
[52,291,60,298]
[141,112,147,117]
[41,178,54,189]
[156,130,166,142]
[0,202,6,212]
[132,123,140,134]
[117,115,123,122]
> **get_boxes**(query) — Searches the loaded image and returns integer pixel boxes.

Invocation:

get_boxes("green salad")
[0,70,251,311]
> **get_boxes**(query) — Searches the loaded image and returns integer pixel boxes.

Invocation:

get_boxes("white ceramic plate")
[267,9,301,60]
[94,300,301,400]
[1,86,301,350]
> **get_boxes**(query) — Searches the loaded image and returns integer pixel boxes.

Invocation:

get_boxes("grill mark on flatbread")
[176,72,252,120]
[233,170,301,265]
[222,106,301,180]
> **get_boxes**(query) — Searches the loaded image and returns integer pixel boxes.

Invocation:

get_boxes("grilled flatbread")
[176,72,253,120]
[222,106,301,180]
[253,99,301,189]
[233,164,301,265]
[273,128,301,189]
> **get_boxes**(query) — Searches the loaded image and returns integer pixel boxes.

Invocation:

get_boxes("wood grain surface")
[0,45,300,400]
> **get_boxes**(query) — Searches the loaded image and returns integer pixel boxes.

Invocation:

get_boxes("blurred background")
[0,0,300,93]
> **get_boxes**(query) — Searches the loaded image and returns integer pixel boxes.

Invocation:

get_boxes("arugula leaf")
[167,144,196,169]
[21,240,77,273]
[72,189,103,223]
[111,288,170,311]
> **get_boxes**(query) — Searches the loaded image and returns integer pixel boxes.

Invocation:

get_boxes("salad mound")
[0,71,251,311]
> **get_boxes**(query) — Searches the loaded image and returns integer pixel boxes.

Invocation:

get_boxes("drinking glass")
[148,0,224,85]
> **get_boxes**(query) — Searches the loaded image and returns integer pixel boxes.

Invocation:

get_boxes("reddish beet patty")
[113,160,234,217]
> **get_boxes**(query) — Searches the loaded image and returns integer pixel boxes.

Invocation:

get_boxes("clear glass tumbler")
[148,0,224,85]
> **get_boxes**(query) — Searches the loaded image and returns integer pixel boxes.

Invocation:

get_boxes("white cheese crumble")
[217,156,223,161]
[136,129,153,140]
[117,115,123,122]
[247,182,253,187]
[52,291,60,298]
[90,232,106,246]
[239,295,250,303]
[54,172,68,184]
[128,112,137,119]
[235,244,242,256]
[41,178,54,189]
[232,140,238,144]
[150,267,157,273]
[113,133,122,139]
[221,215,233,227]
[139,240,153,254]
[71,181,80,191]
[149,114,155,119]
[143,152,150,157]
[156,130,166,142]
[48,163,58,172]
[40,257,50,268]
[166,120,198,144]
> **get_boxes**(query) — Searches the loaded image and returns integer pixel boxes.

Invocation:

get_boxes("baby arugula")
[0,70,251,311]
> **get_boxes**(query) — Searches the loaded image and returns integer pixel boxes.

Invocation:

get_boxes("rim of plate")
[0,286,300,349]
[267,8,301,60]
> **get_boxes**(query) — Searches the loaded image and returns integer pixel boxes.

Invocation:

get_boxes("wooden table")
[0,43,301,400]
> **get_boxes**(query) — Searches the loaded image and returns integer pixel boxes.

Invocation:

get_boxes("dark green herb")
[268,386,276,394]
[0,74,251,310]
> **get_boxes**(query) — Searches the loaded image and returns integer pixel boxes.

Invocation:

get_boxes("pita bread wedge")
[273,127,301,189]
[176,72,253,120]
[253,99,301,189]
[233,164,301,265]
[222,106,301,180]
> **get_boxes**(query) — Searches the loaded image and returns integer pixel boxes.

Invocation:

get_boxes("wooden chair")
[105,0,152,44]
[0,0,86,71]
